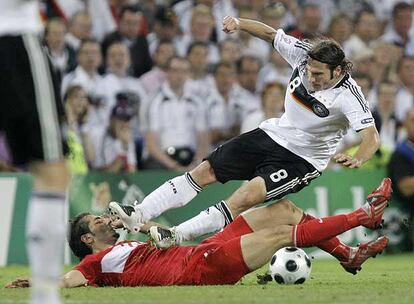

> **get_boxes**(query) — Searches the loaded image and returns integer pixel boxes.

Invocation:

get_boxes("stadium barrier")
[0,169,409,265]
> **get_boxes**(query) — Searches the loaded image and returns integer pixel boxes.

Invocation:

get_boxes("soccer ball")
[268,247,312,284]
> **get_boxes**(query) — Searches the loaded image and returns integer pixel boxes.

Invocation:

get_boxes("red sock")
[294,213,359,247]
[299,214,350,262]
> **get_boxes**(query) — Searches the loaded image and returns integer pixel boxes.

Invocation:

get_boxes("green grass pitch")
[1,254,413,304]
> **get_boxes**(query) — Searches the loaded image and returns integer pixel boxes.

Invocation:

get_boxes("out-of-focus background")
[1,0,414,266]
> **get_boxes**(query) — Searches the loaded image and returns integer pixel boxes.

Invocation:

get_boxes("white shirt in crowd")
[95,132,137,170]
[139,66,167,99]
[259,29,375,171]
[395,86,414,122]
[257,62,292,92]
[186,75,215,101]
[207,82,260,132]
[147,82,207,151]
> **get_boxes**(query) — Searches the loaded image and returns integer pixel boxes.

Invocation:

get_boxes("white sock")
[175,201,233,243]
[137,173,202,222]
[26,191,66,304]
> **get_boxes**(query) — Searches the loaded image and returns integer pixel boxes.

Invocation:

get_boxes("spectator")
[176,4,220,64]
[62,39,103,96]
[388,108,414,250]
[326,13,352,47]
[144,57,210,170]
[241,82,285,133]
[65,11,92,51]
[234,55,262,105]
[140,40,176,99]
[102,4,152,77]
[64,85,96,174]
[257,47,292,91]
[173,0,236,42]
[237,7,270,62]
[96,102,137,173]
[381,2,414,56]
[186,41,215,100]
[343,9,379,59]
[287,3,323,39]
[101,42,148,167]
[207,61,254,145]
[61,39,108,134]
[147,6,179,55]
[395,56,414,123]
[352,71,376,109]
[372,81,400,151]
[218,38,241,65]
[44,18,77,77]
[259,3,285,36]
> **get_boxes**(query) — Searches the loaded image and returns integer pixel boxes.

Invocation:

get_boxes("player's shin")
[293,214,358,247]
[26,192,66,304]
[175,201,233,243]
[138,173,202,222]
[299,213,350,262]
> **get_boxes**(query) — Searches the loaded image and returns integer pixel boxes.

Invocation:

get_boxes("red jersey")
[75,217,253,286]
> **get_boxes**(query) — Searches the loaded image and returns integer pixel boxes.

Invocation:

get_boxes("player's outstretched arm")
[222,16,277,43]
[334,125,380,168]
[5,270,87,289]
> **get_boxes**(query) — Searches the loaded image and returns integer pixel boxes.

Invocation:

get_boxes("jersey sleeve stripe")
[343,81,369,113]
[294,41,311,51]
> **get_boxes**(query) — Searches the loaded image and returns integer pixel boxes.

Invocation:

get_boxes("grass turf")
[0,254,413,304]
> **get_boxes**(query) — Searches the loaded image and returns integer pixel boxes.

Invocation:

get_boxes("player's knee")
[190,160,216,186]
[278,199,302,215]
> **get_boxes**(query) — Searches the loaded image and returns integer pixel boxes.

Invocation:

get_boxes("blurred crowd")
[1,0,414,209]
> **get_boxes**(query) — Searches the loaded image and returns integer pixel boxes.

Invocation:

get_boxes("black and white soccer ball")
[268,247,312,285]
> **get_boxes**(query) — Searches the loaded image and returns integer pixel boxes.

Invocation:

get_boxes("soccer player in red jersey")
[7,178,391,288]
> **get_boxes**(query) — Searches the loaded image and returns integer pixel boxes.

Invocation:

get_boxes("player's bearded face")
[306,59,336,91]
[90,216,119,242]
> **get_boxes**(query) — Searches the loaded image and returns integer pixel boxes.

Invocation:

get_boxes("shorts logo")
[312,102,329,117]
[361,118,374,124]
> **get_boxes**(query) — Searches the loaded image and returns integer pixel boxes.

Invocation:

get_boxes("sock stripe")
[214,201,233,226]
[185,172,203,193]
[33,191,66,200]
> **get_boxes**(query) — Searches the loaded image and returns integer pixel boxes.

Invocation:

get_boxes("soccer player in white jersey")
[0,1,70,304]
[110,15,381,273]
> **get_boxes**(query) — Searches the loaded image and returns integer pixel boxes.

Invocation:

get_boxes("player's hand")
[222,16,240,34]
[5,278,30,288]
[333,153,363,168]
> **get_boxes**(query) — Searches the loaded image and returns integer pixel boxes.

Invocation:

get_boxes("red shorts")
[179,216,254,285]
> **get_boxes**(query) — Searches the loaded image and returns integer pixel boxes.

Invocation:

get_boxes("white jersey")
[0,1,43,36]
[259,29,375,171]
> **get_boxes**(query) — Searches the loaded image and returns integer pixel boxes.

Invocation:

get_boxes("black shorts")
[0,34,67,165]
[206,128,321,202]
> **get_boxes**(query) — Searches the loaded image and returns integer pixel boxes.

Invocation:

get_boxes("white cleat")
[108,201,144,233]
[149,226,177,249]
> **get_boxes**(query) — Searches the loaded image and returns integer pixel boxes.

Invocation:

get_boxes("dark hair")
[187,41,208,56]
[213,61,236,75]
[392,2,413,18]
[352,71,373,89]
[78,38,100,53]
[63,85,84,102]
[354,8,375,26]
[305,39,353,76]
[68,213,93,261]
[120,4,142,19]
[261,81,285,100]
[236,55,261,73]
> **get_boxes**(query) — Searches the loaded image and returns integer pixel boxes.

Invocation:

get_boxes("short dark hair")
[236,55,261,73]
[354,8,375,26]
[213,61,236,75]
[187,41,208,56]
[392,2,413,18]
[120,4,142,19]
[68,213,93,261]
[305,39,353,75]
